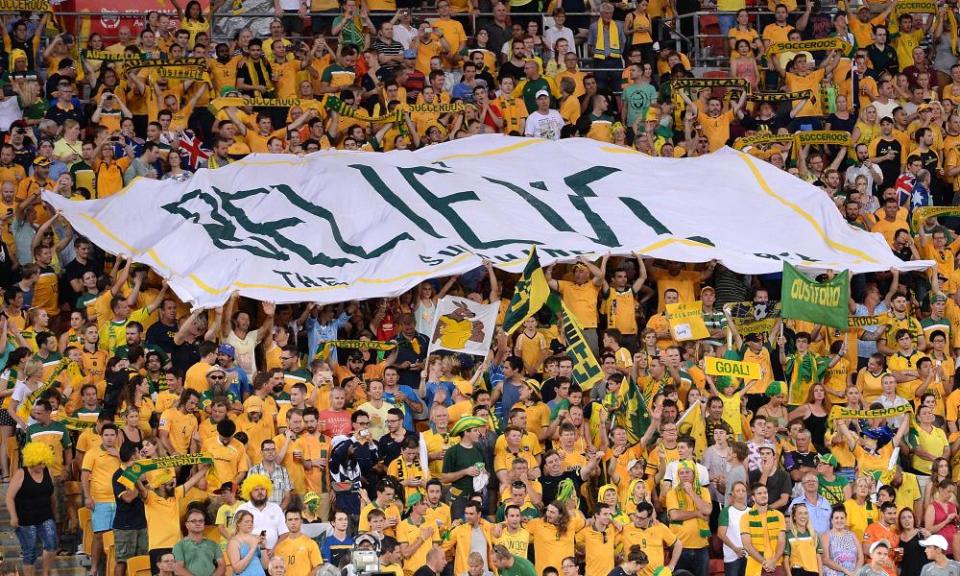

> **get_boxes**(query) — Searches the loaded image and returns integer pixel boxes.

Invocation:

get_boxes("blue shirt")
[384,384,423,431]
[788,493,832,535]
[424,380,456,410]
[321,533,354,565]
[226,366,252,400]
[305,312,350,361]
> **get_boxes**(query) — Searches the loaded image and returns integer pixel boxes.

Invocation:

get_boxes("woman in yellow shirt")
[913,404,949,475]
[786,503,823,576]
[852,104,881,149]
[727,9,761,56]
[170,0,214,47]
[855,354,886,404]
[624,0,654,64]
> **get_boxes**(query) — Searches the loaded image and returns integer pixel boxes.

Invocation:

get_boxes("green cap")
[818,453,838,466]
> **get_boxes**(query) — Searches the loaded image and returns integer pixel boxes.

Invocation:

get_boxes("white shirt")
[237,501,288,550]
[662,460,711,488]
[544,26,575,57]
[393,24,417,50]
[524,110,565,140]
[720,505,750,562]
[226,328,260,375]
[278,0,301,10]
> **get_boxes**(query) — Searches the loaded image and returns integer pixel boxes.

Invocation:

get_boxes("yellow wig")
[241,474,273,500]
[22,442,55,468]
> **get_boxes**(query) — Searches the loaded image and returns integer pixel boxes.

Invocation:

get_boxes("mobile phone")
[260,530,266,537]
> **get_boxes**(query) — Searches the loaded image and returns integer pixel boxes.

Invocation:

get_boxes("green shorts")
[114,528,149,562]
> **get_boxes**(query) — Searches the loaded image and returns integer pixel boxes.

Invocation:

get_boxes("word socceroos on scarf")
[766,37,852,56]
[896,0,937,14]
[0,0,49,11]
[828,404,914,422]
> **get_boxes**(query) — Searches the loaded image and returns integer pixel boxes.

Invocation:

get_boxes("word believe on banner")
[46,137,930,308]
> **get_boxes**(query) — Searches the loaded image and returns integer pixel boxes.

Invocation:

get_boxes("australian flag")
[178,130,210,171]
[896,173,931,221]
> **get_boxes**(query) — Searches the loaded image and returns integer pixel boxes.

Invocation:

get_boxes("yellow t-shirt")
[159,407,199,454]
[698,109,735,152]
[273,534,323,576]
[912,425,948,474]
[145,487,185,549]
[81,445,120,503]
[618,522,677,574]
[575,525,617,576]
[557,279,601,328]
[397,518,439,576]
[786,69,825,117]
[494,527,531,559]
[527,515,585,576]
[665,488,711,548]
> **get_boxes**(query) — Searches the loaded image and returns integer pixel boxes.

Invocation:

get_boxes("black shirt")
[171,339,201,377]
[147,320,178,355]
[541,470,584,510]
[112,468,146,530]
[413,567,439,576]
[61,256,98,307]
[377,430,410,466]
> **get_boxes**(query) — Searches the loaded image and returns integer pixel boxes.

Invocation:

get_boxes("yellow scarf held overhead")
[594,19,621,59]
[765,37,852,58]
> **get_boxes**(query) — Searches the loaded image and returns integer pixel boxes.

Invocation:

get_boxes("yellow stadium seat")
[103,531,116,576]
[78,507,93,556]
[125,555,152,576]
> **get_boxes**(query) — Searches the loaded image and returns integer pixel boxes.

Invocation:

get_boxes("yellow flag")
[666,301,710,341]
[677,402,708,458]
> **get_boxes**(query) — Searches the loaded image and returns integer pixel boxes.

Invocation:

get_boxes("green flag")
[502,247,553,335]
[780,262,850,329]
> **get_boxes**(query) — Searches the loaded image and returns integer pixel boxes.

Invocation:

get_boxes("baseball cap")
[869,540,890,555]
[920,534,949,550]
[206,364,227,376]
[215,481,234,494]
[535,89,550,99]
[218,344,236,358]
[219,86,239,97]
[32,156,51,167]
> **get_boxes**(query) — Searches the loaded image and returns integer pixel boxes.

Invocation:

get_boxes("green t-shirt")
[622,82,657,128]
[499,555,536,576]
[173,537,222,576]
[442,442,485,495]
[818,473,849,507]
[25,420,72,449]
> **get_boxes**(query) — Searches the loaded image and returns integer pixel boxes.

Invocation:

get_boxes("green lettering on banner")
[348,164,444,239]
[564,167,623,247]
[399,166,537,249]
[483,178,576,233]
[162,184,414,266]
[620,197,672,235]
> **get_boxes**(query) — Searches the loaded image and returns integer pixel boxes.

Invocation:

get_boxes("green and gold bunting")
[502,247,554,335]
[559,301,603,391]
[828,403,913,422]
[119,453,213,489]
[781,262,850,329]
[596,376,650,444]
[747,90,812,103]
[766,37,852,57]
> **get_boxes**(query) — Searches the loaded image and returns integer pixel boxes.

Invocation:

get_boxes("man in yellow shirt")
[159,388,200,457]
[546,257,603,355]
[274,510,323,576]
[398,492,440,576]
[619,501,681,576]
[575,505,618,576]
[666,460,712,575]
[740,484,786,576]
[679,88,747,151]
[81,423,121,576]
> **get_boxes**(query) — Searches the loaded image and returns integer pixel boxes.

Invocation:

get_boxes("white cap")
[920,534,949,551]
[627,459,641,470]
[868,539,890,556]
[535,89,550,99]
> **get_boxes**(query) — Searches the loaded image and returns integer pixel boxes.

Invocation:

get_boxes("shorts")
[0,406,16,427]
[92,502,116,533]
[16,518,58,564]
[114,528,149,562]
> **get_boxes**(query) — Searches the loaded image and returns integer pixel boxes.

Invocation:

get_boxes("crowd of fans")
[5,1,960,576]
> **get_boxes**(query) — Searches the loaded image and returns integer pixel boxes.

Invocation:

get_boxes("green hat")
[818,453,838,466]
[406,490,424,511]
[449,415,486,436]
[220,86,239,97]
[765,381,785,397]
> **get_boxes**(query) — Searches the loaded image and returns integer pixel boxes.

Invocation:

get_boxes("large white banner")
[45,136,930,308]
[428,296,500,357]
